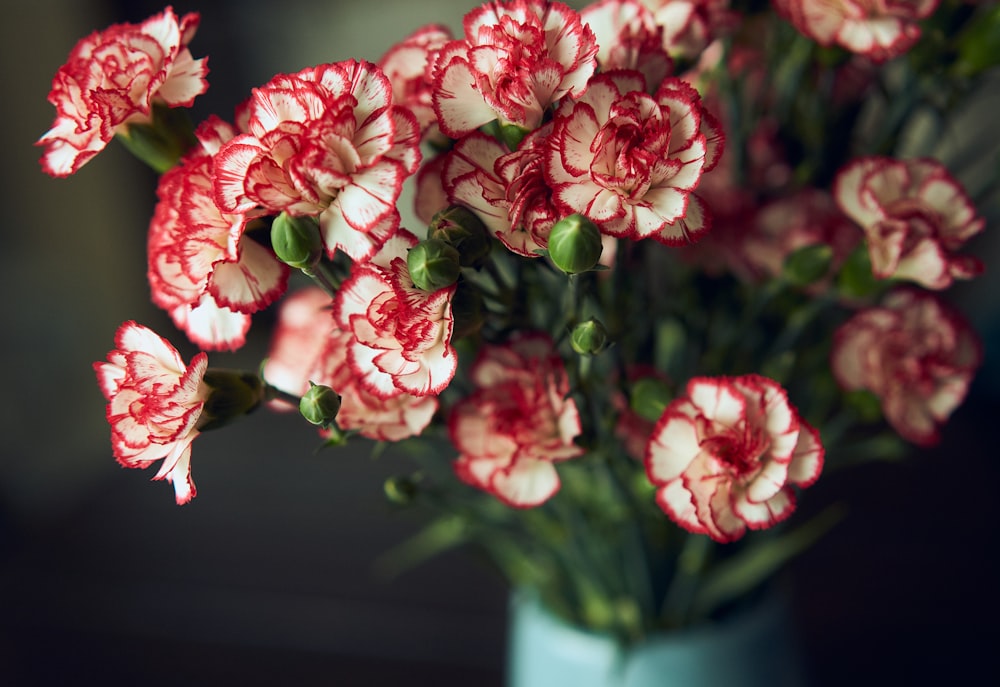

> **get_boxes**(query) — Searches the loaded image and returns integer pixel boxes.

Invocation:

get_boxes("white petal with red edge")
[491,457,561,508]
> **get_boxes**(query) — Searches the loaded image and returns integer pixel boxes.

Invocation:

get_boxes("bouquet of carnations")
[39,0,995,642]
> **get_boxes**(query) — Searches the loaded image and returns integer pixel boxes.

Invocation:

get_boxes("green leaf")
[955,5,1000,79]
[837,245,879,299]
[690,504,847,618]
[783,243,834,287]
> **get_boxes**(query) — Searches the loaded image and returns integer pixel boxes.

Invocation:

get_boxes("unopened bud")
[548,214,603,274]
[630,378,672,422]
[299,383,341,426]
[271,212,323,270]
[408,239,461,291]
[570,318,608,356]
[429,206,491,267]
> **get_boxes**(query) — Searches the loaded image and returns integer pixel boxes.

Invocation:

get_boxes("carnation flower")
[213,60,421,261]
[645,375,823,542]
[450,334,583,507]
[581,0,673,89]
[546,71,723,243]
[834,156,984,290]
[831,289,981,446]
[443,127,559,257]
[334,231,458,398]
[264,288,438,440]
[94,321,209,505]
[432,0,598,138]
[378,24,453,139]
[640,0,737,59]
[773,0,939,62]
[148,117,289,350]
[38,7,208,177]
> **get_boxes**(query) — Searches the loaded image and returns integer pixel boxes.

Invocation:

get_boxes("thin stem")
[303,261,342,298]
[661,533,712,628]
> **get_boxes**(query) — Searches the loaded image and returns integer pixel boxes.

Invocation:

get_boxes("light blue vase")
[506,591,805,687]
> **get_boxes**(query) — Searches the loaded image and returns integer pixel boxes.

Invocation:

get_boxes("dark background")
[2,1,998,685]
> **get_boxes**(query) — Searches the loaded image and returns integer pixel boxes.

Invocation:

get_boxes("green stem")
[661,533,712,628]
[303,261,342,298]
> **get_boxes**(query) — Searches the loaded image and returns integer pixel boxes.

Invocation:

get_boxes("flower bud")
[407,239,461,291]
[630,378,672,422]
[299,383,341,426]
[570,318,608,356]
[429,206,491,268]
[450,282,485,340]
[271,212,323,270]
[548,214,603,274]
[198,369,266,431]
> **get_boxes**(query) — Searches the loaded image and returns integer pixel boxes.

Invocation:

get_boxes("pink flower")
[546,71,723,243]
[148,117,289,350]
[334,231,458,398]
[213,60,421,261]
[773,0,939,62]
[38,7,208,177]
[450,334,583,507]
[581,0,673,89]
[641,0,737,59]
[645,375,823,542]
[264,288,438,440]
[432,0,598,138]
[443,127,559,257]
[834,156,984,290]
[831,289,981,446]
[378,24,453,139]
[94,321,209,505]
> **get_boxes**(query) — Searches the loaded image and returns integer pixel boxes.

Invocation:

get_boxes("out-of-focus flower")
[444,127,559,257]
[834,156,984,290]
[641,0,737,60]
[581,0,673,88]
[831,289,981,446]
[38,7,208,177]
[335,231,458,397]
[148,117,289,350]
[264,287,438,440]
[432,0,598,138]
[378,24,453,140]
[94,321,209,505]
[450,334,583,507]
[546,71,723,244]
[213,60,421,261]
[773,0,940,62]
[645,374,823,542]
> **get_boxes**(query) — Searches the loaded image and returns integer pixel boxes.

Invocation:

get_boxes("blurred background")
[1,1,997,685]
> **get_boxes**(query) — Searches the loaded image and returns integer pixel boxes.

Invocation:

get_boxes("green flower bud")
[384,475,419,505]
[407,239,461,291]
[197,369,266,431]
[570,318,608,356]
[548,214,603,274]
[299,383,341,426]
[271,212,323,270]
[450,282,485,340]
[429,205,491,267]
[783,243,833,287]
[630,378,672,422]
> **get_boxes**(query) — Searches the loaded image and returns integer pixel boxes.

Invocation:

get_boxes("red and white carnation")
[834,156,984,290]
[645,374,823,542]
[581,0,673,89]
[334,231,458,398]
[641,0,737,59]
[38,7,208,177]
[546,71,723,243]
[264,288,438,440]
[443,127,559,257]
[213,60,421,261]
[450,334,583,507]
[773,0,940,62]
[148,116,289,351]
[94,321,209,505]
[378,24,453,140]
[432,0,598,138]
[831,289,981,446]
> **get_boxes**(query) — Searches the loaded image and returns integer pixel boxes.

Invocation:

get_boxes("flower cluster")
[43,0,994,638]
